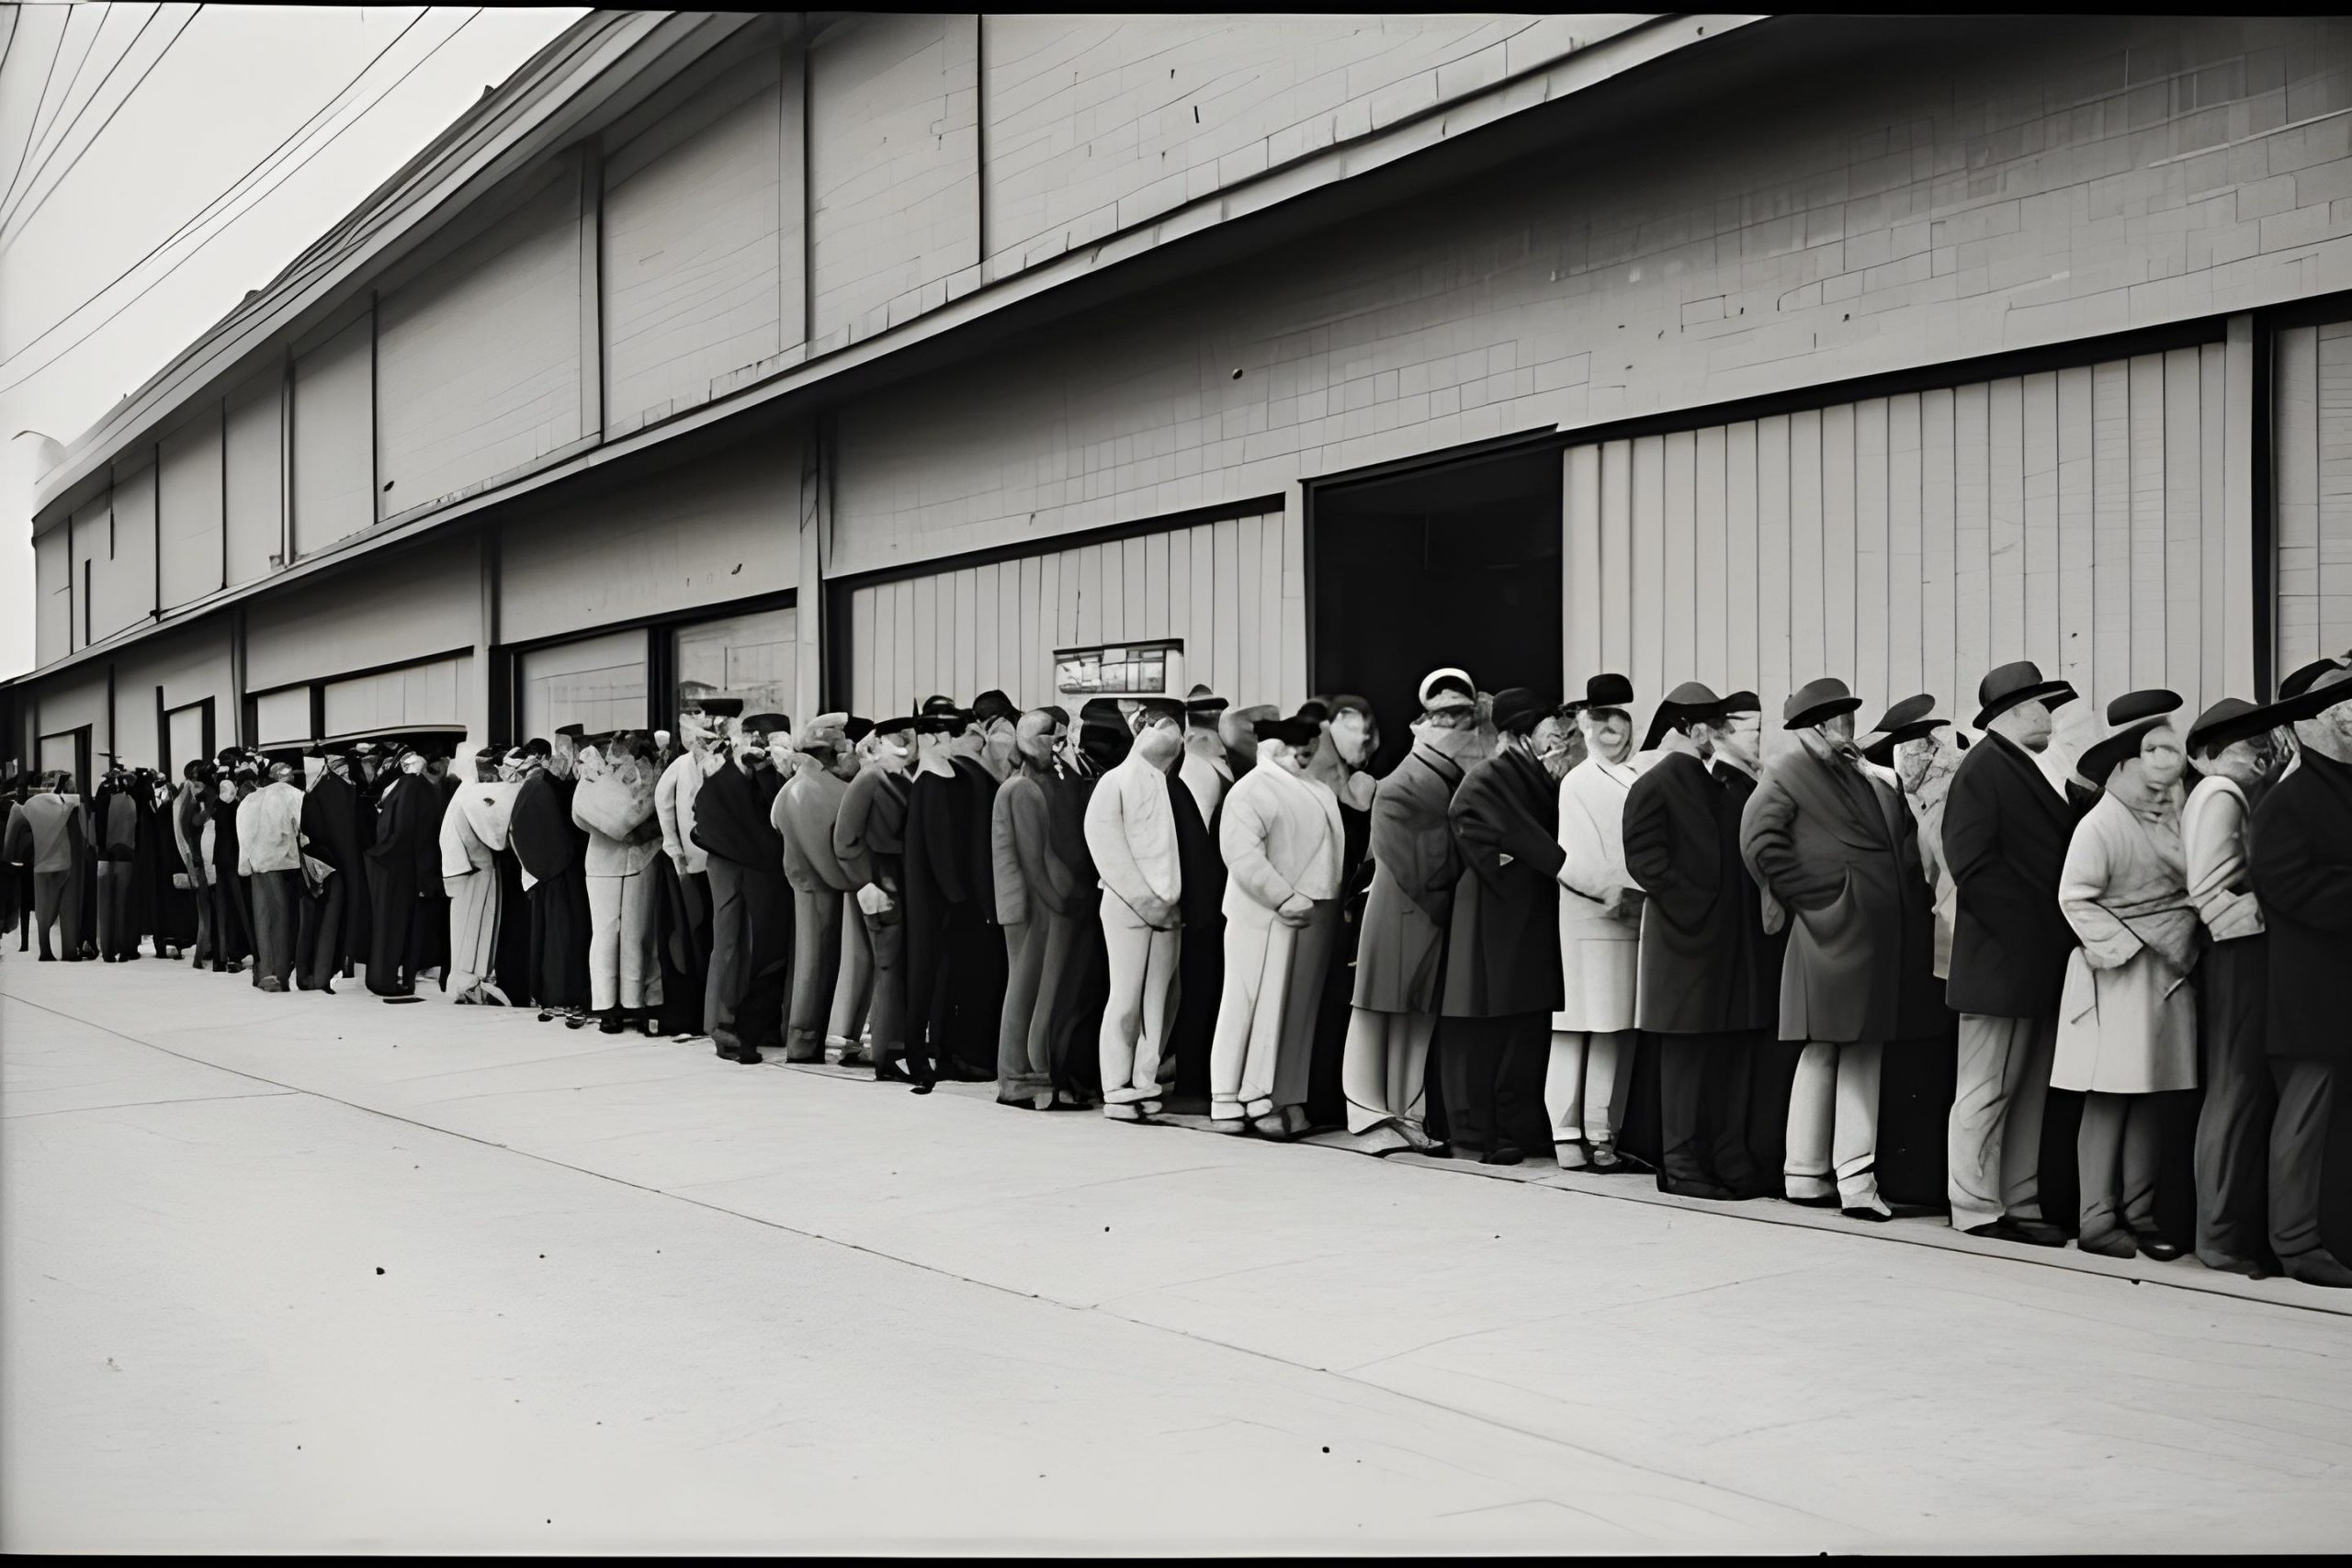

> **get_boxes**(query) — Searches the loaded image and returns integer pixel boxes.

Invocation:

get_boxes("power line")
[0,4,163,238]
[0,7,76,222]
[0,4,204,253]
[0,7,436,373]
[2,4,98,216]
[0,7,482,397]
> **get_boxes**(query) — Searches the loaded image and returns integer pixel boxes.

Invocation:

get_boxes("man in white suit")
[1084,696,1189,1122]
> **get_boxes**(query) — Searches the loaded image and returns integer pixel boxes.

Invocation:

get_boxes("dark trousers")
[526,867,589,1010]
[786,885,842,1060]
[860,872,910,1067]
[187,875,213,966]
[705,861,788,1052]
[944,907,1008,1076]
[705,861,750,1040]
[904,895,955,1073]
[2194,937,2272,1265]
[1046,895,1109,1100]
[1438,1011,1549,1156]
[209,876,254,971]
[96,861,138,960]
[32,869,83,959]
[1657,1032,1766,1189]
[296,873,345,991]
[2271,1058,2336,1265]
[1170,907,1224,1100]
[249,869,299,990]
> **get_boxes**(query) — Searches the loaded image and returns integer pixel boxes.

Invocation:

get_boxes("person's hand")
[1275,892,1314,927]
[1603,885,1645,924]
[856,884,893,917]
[172,872,189,891]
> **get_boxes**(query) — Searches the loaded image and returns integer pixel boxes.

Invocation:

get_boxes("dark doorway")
[1309,443,1563,774]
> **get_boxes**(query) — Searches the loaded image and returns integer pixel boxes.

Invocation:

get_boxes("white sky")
[0,3,586,679]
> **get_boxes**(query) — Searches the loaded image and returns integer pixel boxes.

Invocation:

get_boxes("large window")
[520,628,649,739]
[252,686,314,749]
[164,699,215,778]
[673,606,796,722]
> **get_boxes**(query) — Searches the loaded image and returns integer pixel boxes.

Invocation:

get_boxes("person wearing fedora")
[1207,712,1344,1137]
[297,743,367,992]
[1441,689,1576,1164]
[836,715,922,1086]
[1085,696,1191,1122]
[1939,660,2095,1247]
[235,752,307,994]
[774,716,866,1064]
[1739,676,1928,1219]
[1040,699,1134,1108]
[2054,692,2199,1261]
[362,743,442,999]
[693,713,796,1063]
[991,709,1075,1107]
[2181,695,2288,1275]
[1179,684,1235,823]
[2248,663,2352,1287]
[1165,693,1232,1108]
[1547,672,1648,1172]
[1343,669,1483,1156]
[1623,682,1758,1200]
[1707,691,1800,1184]
[654,702,736,1038]
[512,733,593,1024]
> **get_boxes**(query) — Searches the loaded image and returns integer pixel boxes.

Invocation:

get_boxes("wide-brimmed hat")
[1253,714,1322,749]
[2278,657,2348,701]
[1860,693,1950,766]
[1579,672,1635,714]
[1641,681,1723,750]
[2078,689,2185,785]
[1182,683,1228,716]
[2186,697,2273,755]
[2267,664,2352,728]
[1973,660,2078,728]
[1783,677,1864,730]
[1418,667,1477,714]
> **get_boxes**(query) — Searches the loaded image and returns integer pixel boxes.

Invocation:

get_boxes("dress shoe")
[2076,1229,2138,1259]
[1658,1174,1740,1201]
[2131,1230,2186,1262]
[2283,1251,2352,1289]
[1208,1116,1249,1134]
[872,1060,921,1085]
[1481,1143,1525,1167]
[1962,1217,2066,1248]
[1785,1190,1840,1209]
[1840,1202,1894,1223]
[1585,1144,1629,1173]
[599,1015,625,1035]
[257,976,284,993]
[2199,1254,2276,1280]
[732,1047,764,1066]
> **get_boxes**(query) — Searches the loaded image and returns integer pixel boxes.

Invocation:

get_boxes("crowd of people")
[7,649,2349,1290]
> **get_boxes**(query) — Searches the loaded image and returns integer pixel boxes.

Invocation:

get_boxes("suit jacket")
[906,766,974,923]
[775,767,854,896]
[364,773,442,892]
[1942,731,2095,1018]
[2251,747,2352,1067]
[1442,747,1565,1019]
[1351,741,1468,1014]
[1217,760,1344,924]
[990,763,1069,924]
[833,767,910,893]
[1738,741,1928,1044]
[509,771,576,890]
[1623,750,1736,1034]
[5,794,85,874]
[691,760,786,876]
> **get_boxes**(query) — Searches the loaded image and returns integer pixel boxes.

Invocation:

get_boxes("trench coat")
[2250,746,2352,1067]
[1623,750,1736,1034]
[2052,791,2199,1094]
[1738,742,1927,1045]
[1441,747,1564,1020]
[1351,741,1468,1014]
[1555,756,1644,1032]
[1941,731,2095,1018]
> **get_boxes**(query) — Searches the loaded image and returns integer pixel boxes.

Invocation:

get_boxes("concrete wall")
[290,315,375,559]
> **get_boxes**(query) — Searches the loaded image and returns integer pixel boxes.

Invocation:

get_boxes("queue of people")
[7,652,2349,1290]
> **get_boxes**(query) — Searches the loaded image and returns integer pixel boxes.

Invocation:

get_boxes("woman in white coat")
[572,732,667,1036]
[441,748,519,1006]
[1549,673,1645,1170]
[2055,692,2200,1260]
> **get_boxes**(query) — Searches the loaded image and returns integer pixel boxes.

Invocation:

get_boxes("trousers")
[1656,1032,1765,1188]
[1786,1040,1883,1204]
[1276,900,1341,1115]
[1209,910,1299,1121]
[2192,939,2272,1266]
[31,869,83,960]
[786,886,844,1060]
[1438,1011,1549,1155]
[829,902,874,1049]
[997,919,1048,1100]
[209,875,254,971]
[297,873,345,991]
[858,860,910,1068]
[2075,1089,2162,1243]
[585,868,656,1012]
[1341,1008,1436,1136]
[96,861,132,960]
[248,869,299,991]
[1949,1012,2056,1232]
[2270,1058,2336,1264]
[706,860,788,1052]
[1098,897,1181,1109]
[187,872,215,968]
[1546,1028,1637,1159]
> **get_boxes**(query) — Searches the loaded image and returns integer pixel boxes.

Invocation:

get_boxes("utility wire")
[0,4,205,253]
[2,4,110,226]
[0,4,163,238]
[0,7,76,222]
[0,7,480,396]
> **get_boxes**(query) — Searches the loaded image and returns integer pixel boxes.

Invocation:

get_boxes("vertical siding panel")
[1164,528,1190,684]
[1726,421,1760,698]
[2057,366,2098,743]
[1789,408,1826,682]
[1213,518,1241,697]
[1236,514,1264,702]
[2128,353,2169,689]
[1920,389,1958,730]
[2093,358,2135,716]
[1632,434,1667,696]
[1565,445,1604,681]
[2317,323,2352,662]
[2275,325,2321,674]
[1662,429,1698,685]
[1260,513,1286,704]
[852,587,876,716]
[2199,344,2228,705]
[1047,548,1074,671]
[2222,320,2256,698]
[1280,504,1306,704]
[2022,372,2061,685]
[910,575,939,704]
[1756,414,1792,716]
[877,583,902,716]
[2164,346,2205,710]
[1853,398,1889,705]
[1694,424,1727,689]
[998,558,1023,701]
[1821,401,1859,691]
[1988,377,2027,667]
[1021,554,1046,707]
[1075,541,1103,646]
[956,568,981,699]
[1188,524,1216,694]
[1144,528,1170,640]
[1598,439,1634,677]
[1123,535,1148,640]
[1952,380,1992,697]
[1887,393,1924,700]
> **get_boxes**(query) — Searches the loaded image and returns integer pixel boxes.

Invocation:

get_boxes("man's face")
[873,729,915,773]
[1683,720,1719,762]
[2203,735,2268,787]
[1329,709,1371,766]
[1532,716,1576,781]
[399,751,426,776]
[2137,723,2186,791]
[1261,738,1309,777]
[1134,716,1183,765]
[1580,706,1633,764]
[1997,697,2052,753]
[1817,712,1857,748]
[1894,736,1937,793]
[1713,711,1761,767]
[981,716,1019,773]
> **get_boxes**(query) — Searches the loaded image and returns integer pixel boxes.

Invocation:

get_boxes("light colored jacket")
[1217,759,1343,924]
[235,782,305,875]
[655,750,719,875]
[2182,773,2263,942]
[1084,751,1182,918]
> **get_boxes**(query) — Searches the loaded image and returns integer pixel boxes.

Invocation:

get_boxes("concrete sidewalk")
[6,953,2350,1553]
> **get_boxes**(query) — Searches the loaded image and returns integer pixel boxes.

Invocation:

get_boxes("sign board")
[1053,640,1183,699]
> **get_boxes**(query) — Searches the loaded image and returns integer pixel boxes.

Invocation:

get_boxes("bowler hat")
[2077,689,2184,785]
[1581,672,1636,712]
[1182,683,1228,716]
[1253,715,1322,748]
[1783,677,1864,730]
[1295,700,1330,727]
[2106,689,2181,727]
[1860,693,1950,766]
[1973,660,2078,728]
[1641,681,1722,750]
[1490,687,1554,737]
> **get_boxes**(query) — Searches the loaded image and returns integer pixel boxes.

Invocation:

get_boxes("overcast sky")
[0,3,584,679]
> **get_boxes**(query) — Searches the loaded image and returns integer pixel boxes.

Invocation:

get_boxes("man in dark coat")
[1624,682,1757,1201]
[510,740,591,1021]
[296,744,366,993]
[1739,677,1933,1220]
[993,709,1075,1108]
[1708,692,1798,1186]
[836,715,921,1086]
[1439,687,1569,1165]
[775,716,863,1064]
[1041,703,1124,1106]
[1939,660,2097,1247]
[946,714,1015,1079]
[904,701,993,1082]
[363,743,442,998]
[2249,665,2352,1288]
[693,713,793,1065]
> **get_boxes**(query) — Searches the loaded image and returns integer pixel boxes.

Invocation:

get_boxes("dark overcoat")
[1441,747,1565,1020]
[2250,747,2352,1067]
[1738,743,1928,1044]
[1352,742,1466,1015]
[1940,733,2094,1018]
[302,770,371,962]
[1623,750,1735,1033]
[1713,762,1787,1032]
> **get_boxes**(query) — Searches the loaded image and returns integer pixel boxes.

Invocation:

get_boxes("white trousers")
[1098,897,1181,1107]
[1209,910,1297,1121]
[1948,1013,2054,1231]
[1545,1029,1637,1156]
[586,869,656,1011]
[446,870,500,993]
[1786,1040,1883,1203]
[1342,1009,1436,1135]
[829,898,875,1045]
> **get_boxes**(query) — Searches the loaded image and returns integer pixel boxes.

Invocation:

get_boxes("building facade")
[12,11,2352,777]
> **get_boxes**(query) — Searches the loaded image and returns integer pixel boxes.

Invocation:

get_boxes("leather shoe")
[2076,1229,2138,1259]
[2283,1251,2352,1289]
[1785,1191,1841,1209]
[1840,1204,1894,1223]
[1481,1143,1525,1167]
[2200,1254,2276,1280]
[1659,1175,1740,1201]
[1962,1217,2066,1248]
[2132,1230,2186,1262]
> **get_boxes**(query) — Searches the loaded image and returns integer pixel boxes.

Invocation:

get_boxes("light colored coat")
[235,782,305,875]
[1217,761,1343,928]
[574,752,661,877]
[2182,773,2263,942]
[655,751,718,875]
[1083,751,1182,921]
[2052,791,2200,1095]
[1554,755,1643,1032]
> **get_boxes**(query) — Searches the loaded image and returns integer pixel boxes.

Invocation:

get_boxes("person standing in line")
[836,716,922,1088]
[692,714,795,1064]
[1343,669,1482,1156]
[363,745,444,1001]
[1939,660,2097,1248]
[1739,678,1927,1220]
[1548,673,1646,1172]
[1167,685,1234,1105]
[1299,694,1380,1129]
[509,741,588,1024]
[441,746,519,1008]
[1040,702,1128,1109]
[991,709,1073,1109]
[1085,696,1189,1122]
[2248,664,2352,1288]
[654,702,735,1040]
[2053,692,2199,1261]
[236,754,307,993]
[1707,693,1797,1189]
[573,731,667,1037]
[207,761,257,976]
[295,746,363,993]
[170,761,216,971]
[773,715,860,1064]
[4,773,87,962]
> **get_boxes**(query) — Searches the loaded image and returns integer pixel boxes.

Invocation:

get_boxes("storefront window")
[520,629,650,739]
[673,606,796,723]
